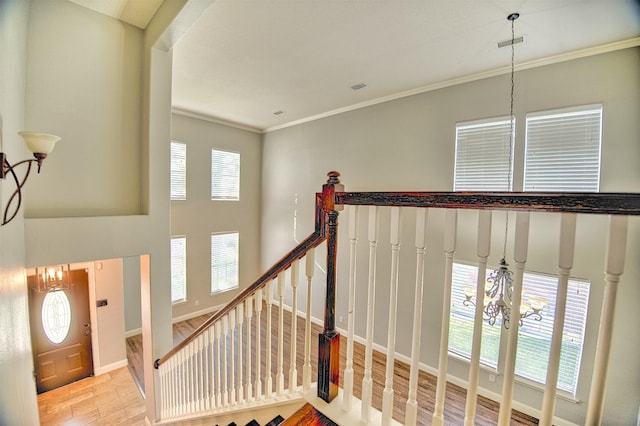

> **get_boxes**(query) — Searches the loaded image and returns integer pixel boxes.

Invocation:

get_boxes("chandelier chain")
[503,14,517,260]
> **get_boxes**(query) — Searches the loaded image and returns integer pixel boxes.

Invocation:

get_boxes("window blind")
[516,272,590,394]
[170,142,186,200]
[211,232,239,293]
[170,236,186,303]
[524,106,602,192]
[211,149,240,200]
[454,119,514,191]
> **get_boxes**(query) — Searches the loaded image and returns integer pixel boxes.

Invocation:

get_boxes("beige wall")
[24,0,144,218]
[0,0,40,423]
[170,113,262,319]
[261,47,640,425]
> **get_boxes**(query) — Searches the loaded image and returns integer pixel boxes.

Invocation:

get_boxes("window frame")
[170,141,187,201]
[454,117,515,192]
[448,261,590,396]
[524,105,603,193]
[211,231,239,294]
[211,149,240,201]
[170,236,187,304]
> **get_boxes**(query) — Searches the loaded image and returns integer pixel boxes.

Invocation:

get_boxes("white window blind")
[211,232,239,293]
[170,236,186,303]
[524,106,602,192]
[448,262,589,395]
[454,118,514,191]
[449,263,500,368]
[170,142,186,200]
[515,272,589,394]
[211,149,240,200]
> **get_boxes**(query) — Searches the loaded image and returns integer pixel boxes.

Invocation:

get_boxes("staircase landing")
[282,403,338,426]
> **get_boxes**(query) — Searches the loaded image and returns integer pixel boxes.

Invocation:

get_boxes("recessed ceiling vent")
[273,110,284,115]
[351,83,367,91]
[498,36,525,48]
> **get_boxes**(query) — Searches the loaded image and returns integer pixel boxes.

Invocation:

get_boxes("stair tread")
[281,403,338,426]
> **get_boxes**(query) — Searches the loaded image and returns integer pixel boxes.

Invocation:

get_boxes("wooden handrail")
[335,191,640,215]
[155,188,333,369]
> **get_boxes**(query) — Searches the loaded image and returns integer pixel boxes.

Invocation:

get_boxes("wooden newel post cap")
[326,171,341,185]
[325,171,344,211]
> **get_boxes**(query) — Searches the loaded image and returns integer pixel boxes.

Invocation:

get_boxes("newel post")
[318,171,344,402]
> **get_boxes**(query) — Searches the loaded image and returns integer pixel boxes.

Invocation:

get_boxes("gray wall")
[170,113,262,319]
[261,48,640,425]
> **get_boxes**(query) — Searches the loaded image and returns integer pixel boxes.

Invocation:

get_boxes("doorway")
[28,268,94,393]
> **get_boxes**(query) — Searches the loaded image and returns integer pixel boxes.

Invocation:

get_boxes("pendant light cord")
[503,13,518,260]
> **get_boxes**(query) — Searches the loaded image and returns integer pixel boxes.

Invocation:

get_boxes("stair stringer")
[154,391,306,426]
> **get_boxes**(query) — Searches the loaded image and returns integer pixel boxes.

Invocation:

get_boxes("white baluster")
[539,213,576,425]
[215,321,222,408]
[498,211,530,426]
[382,207,402,426]
[289,260,299,392]
[266,280,274,398]
[255,289,263,400]
[188,344,194,414]
[230,308,237,406]
[222,315,229,407]
[433,209,458,426]
[246,295,254,402]
[237,303,244,404]
[343,206,359,411]
[361,205,379,423]
[585,215,628,425]
[177,349,184,416]
[277,273,285,396]
[464,210,492,425]
[209,326,216,410]
[198,334,205,412]
[203,330,210,412]
[303,248,315,391]
[405,208,428,426]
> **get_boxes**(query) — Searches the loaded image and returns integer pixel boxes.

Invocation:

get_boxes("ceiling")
[71,0,640,133]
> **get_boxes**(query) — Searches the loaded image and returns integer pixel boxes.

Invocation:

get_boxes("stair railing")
[333,189,639,425]
[154,172,344,422]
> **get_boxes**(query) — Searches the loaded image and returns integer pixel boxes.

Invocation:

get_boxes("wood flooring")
[124,304,539,425]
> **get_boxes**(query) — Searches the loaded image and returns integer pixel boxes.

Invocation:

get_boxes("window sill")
[210,286,239,296]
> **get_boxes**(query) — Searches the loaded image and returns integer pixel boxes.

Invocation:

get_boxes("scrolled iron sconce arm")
[0,132,60,226]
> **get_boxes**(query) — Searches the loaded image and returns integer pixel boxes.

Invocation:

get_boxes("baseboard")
[124,304,225,339]
[172,303,225,324]
[95,359,128,376]
[125,328,142,338]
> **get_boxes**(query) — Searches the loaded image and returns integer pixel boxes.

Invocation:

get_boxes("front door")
[29,269,94,393]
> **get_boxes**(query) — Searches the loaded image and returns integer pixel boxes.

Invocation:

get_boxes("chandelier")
[462,259,547,329]
[35,265,71,293]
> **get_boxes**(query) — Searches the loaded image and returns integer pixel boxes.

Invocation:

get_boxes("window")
[449,262,590,394]
[170,236,187,303]
[454,118,514,191]
[524,106,602,192]
[211,232,239,293]
[170,142,187,200]
[211,149,240,200]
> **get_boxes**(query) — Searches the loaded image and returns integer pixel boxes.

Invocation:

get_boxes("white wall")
[94,258,126,370]
[261,48,640,425]
[0,0,40,424]
[170,113,262,319]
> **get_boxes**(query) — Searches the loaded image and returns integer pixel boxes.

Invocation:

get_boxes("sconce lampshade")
[18,131,60,155]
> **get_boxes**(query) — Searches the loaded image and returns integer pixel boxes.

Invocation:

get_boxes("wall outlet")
[339,316,344,323]
[489,373,496,383]
[194,300,199,306]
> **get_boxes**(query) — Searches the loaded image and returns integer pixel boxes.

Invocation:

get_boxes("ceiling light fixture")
[0,131,60,226]
[35,264,71,293]
[463,13,547,328]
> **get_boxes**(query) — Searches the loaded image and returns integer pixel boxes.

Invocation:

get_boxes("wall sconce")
[0,131,60,226]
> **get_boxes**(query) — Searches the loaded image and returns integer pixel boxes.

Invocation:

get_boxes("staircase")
[154,172,639,425]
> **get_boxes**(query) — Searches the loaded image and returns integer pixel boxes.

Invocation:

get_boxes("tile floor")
[37,367,146,426]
